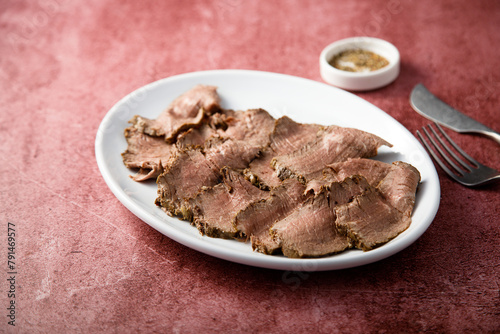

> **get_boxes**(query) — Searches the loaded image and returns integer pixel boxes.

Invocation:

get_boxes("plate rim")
[95,69,441,271]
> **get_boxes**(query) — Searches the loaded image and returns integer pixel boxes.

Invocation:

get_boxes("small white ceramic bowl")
[320,37,400,91]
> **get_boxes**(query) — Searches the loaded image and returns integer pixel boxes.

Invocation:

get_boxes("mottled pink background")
[1,0,499,333]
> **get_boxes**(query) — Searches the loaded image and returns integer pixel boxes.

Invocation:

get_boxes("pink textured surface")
[1,0,499,332]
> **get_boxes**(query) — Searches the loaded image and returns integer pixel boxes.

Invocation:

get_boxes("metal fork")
[417,123,500,187]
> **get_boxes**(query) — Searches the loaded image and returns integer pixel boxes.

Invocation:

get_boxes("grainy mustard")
[329,49,389,72]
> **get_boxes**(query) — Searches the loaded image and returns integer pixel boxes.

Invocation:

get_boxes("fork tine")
[417,128,461,178]
[433,123,480,168]
[425,124,472,174]
[419,124,469,176]
[418,123,500,187]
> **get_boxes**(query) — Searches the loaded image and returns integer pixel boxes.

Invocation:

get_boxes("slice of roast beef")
[327,158,393,186]
[327,175,372,206]
[306,158,393,194]
[155,147,222,217]
[220,108,276,148]
[131,85,221,142]
[243,116,324,189]
[335,187,412,251]
[187,167,269,238]
[268,176,370,258]
[234,178,307,254]
[271,127,392,183]
[175,123,220,149]
[269,116,324,154]
[244,149,282,189]
[203,137,262,171]
[270,189,352,258]
[155,137,262,217]
[121,126,177,181]
[377,161,420,216]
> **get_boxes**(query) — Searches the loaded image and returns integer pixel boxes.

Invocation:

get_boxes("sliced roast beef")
[270,189,352,258]
[271,127,392,183]
[269,176,371,258]
[377,161,420,216]
[306,158,393,194]
[234,178,307,254]
[123,85,422,259]
[327,158,393,186]
[186,167,269,238]
[244,149,282,189]
[243,116,323,189]
[269,116,324,154]
[121,126,177,181]
[203,137,262,171]
[220,108,276,148]
[155,147,222,217]
[327,175,372,205]
[131,85,220,142]
[335,187,412,251]
[176,123,219,149]
[155,137,262,217]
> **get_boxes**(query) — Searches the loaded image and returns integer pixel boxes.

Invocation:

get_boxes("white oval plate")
[95,70,440,271]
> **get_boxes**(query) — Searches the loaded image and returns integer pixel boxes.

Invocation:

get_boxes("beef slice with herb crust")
[130,84,221,142]
[335,187,411,251]
[155,137,262,217]
[269,191,350,258]
[334,162,420,251]
[269,176,370,258]
[155,147,222,217]
[271,126,392,183]
[234,178,307,254]
[186,167,270,238]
